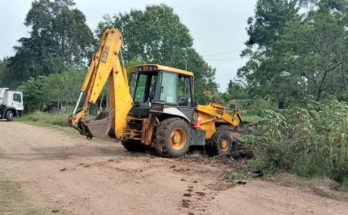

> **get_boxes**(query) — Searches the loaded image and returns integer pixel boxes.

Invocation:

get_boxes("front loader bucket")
[80,111,114,139]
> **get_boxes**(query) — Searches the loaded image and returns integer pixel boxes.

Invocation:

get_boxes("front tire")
[207,129,235,156]
[5,110,14,122]
[154,118,191,157]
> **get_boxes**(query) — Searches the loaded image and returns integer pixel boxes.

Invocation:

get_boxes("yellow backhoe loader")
[68,28,242,157]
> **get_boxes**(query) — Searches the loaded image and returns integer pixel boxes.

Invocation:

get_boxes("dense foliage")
[246,98,348,185]
[96,4,219,103]
[239,0,348,103]
[1,0,94,88]
[221,80,249,102]
[18,70,84,112]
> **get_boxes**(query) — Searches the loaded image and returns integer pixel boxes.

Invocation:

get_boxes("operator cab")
[129,64,195,121]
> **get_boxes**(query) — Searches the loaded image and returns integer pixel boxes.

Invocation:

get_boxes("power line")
[202,50,243,57]
[204,57,242,61]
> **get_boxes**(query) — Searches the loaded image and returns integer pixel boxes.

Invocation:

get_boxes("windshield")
[160,72,193,106]
[160,72,177,104]
[132,72,159,103]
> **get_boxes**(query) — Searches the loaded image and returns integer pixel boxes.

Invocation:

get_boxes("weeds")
[18,111,83,138]
[244,98,348,186]
[20,111,69,127]
[225,171,248,182]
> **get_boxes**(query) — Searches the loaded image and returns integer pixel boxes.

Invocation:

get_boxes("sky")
[0,0,257,92]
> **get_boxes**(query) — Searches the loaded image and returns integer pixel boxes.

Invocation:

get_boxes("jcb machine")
[69,28,242,157]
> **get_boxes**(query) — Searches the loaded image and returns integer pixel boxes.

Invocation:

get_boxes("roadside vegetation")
[1,0,348,191]
[20,111,69,127]
[18,112,81,138]
[244,98,348,190]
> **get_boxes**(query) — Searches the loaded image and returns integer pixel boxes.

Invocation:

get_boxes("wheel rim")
[220,139,230,152]
[170,128,187,150]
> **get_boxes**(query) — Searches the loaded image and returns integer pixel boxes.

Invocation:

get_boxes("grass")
[19,111,69,127]
[18,111,81,137]
[0,178,52,215]
[225,170,248,182]
[18,111,111,144]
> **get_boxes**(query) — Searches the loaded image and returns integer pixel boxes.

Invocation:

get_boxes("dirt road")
[0,122,347,215]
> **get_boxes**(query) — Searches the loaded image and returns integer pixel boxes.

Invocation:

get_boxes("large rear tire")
[121,140,149,152]
[154,118,191,157]
[207,129,235,156]
[5,110,14,122]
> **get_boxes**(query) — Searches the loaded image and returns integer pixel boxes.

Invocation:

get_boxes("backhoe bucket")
[80,111,114,139]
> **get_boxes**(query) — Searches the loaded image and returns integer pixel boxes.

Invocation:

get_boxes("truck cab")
[0,88,24,121]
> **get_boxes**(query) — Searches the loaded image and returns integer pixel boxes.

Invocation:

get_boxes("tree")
[18,69,85,112]
[5,0,94,87]
[273,9,348,101]
[239,0,301,101]
[239,0,348,102]
[299,0,348,11]
[96,4,218,102]
[0,58,10,86]
[97,4,192,66]
[221,80,249,102]
[245,0,299,49]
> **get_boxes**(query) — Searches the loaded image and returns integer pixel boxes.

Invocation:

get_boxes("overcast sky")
[0,0,257,91]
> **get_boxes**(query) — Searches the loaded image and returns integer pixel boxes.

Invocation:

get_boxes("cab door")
[177,75,195,121]
[12,92,24,111]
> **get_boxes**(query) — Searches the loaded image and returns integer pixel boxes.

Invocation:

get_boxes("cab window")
[133,72,158,103]
[160,72,177,104]
[177,75,192,106]
[129,73,136,97]
[13,93,21,103]
[134,73,146,102]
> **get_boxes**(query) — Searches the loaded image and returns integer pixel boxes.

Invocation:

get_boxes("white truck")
[0,88,24,121]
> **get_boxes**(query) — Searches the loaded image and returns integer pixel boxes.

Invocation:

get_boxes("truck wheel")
[207,130,235,156]
[121,140,149,152]
[5,110,14,122]
[154,118,191,157]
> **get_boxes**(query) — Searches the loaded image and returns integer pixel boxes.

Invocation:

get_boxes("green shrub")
[18,70,85,112]
[225,171,248,182]
[245,99,348,184]
[248,98,275,116]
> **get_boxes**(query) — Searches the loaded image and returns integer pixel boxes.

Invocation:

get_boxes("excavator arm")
[68,28,133,139]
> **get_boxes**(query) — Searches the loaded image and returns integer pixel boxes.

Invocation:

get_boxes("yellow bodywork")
[195,103,242,139]
[69,27,242,147]
[69,28,133,138]
[134,64,194,76]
